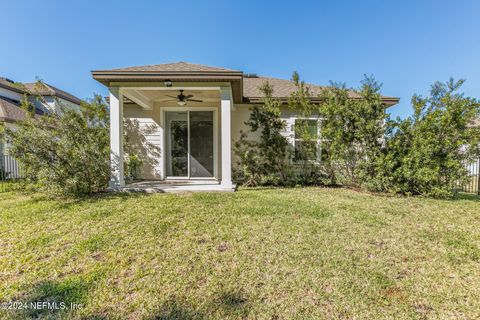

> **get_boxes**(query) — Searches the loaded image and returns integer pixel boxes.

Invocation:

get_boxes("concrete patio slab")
[121,180,236,193]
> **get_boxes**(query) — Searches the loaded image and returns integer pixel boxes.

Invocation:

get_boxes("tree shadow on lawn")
[9,281,251,319]
[8,279,93,319]
[52,191,151,210]
[215,289,250,317]
[150,289,250,320]
[456,192,480,202]
[13,189,151,212]
[150,298,206,320]
[3,266,110,319]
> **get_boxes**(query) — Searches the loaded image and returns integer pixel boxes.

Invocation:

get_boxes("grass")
[0,188,479,319]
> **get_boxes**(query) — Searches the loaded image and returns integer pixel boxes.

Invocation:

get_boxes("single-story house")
[92,62,399,191]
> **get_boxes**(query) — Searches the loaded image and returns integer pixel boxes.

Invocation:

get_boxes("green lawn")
[0,188,479,319]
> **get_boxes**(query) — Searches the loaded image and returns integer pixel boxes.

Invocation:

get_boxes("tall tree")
[319,75,386,187]
[5,92,110,196]
[379,78,480,197]
[234,81,293,185]
[288,71,321,182]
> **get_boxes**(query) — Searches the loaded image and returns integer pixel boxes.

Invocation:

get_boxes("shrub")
[4,93,110,196]
[234,81,293,185]
[288,72,325,184]
[232,72,480,198]
[376,78,480,197]
[125,154,142,180]
[319,76,387,187]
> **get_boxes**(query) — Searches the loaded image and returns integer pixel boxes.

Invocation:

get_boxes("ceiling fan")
[165,90,203,106]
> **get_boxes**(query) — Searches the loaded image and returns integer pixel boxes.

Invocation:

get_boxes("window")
[294,119,320,162]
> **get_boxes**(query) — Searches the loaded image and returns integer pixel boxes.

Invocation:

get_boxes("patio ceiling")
[121,88,222,109]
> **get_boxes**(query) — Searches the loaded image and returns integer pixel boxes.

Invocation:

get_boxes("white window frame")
[292,117,322,164]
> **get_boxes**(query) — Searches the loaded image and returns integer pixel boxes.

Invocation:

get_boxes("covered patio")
[92,62,244,192]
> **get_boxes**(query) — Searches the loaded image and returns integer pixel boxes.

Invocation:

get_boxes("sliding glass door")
[165,110,214,178]
[189,111,214,177]
[165,112,188,177]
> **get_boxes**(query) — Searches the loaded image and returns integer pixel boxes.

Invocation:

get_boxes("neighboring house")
[0,77,81,172]
[92,62,399,191]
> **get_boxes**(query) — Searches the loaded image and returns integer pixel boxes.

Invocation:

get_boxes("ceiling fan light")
[177,100,187,106]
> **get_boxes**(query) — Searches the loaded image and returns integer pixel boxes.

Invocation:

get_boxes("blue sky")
[1,0,479,118]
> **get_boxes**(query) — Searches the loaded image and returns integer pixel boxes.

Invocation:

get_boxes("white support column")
[220,87,234,189]
[109,88,125,189]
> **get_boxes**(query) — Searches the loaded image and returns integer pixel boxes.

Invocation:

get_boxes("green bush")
[375,79,480,197]
[233,81,294,186]
[319,75,387,187]
[288,72,325,183]
[125,154,143,180]
[4,94,110,196]
[235,73,479,198]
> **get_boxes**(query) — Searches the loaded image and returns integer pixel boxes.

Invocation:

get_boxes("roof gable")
[91,62,399,106]
[22,82,82,105]
[0,77,81,105]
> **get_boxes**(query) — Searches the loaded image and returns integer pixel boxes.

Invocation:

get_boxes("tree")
[4,92,110,196]
[378,78,480,197]
[234,81,293,185]
[288,71,323,183]
[319,75,387,187]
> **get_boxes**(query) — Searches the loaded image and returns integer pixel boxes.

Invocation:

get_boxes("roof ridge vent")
[244,73,258,78]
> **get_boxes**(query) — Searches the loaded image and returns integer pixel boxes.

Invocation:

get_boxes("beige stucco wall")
[123,103,162,179]
[232,104,308,144]
[230,104,304,163]
[124,101,319,180]
[123,101,221,180]
[230,105,323,173]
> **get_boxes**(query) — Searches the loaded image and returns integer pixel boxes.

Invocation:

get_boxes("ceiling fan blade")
[165,95,178,99]
[184,94,194,99]
[187,99,203,102]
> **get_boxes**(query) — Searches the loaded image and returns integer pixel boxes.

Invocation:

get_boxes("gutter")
[244,96,400,107]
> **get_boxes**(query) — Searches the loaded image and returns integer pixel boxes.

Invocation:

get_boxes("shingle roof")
[92,62,399,105]
[243,76,359,99]
[0,96,45,123]
[242,76,399,105]
[22,82,82,105]
[0,77,81,105]
[0,78,24,94]
[0,96,26,122]
[106,62,240,73]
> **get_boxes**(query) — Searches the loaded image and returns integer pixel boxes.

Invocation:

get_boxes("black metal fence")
[458,158,480,195]
[0,154,26,193]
